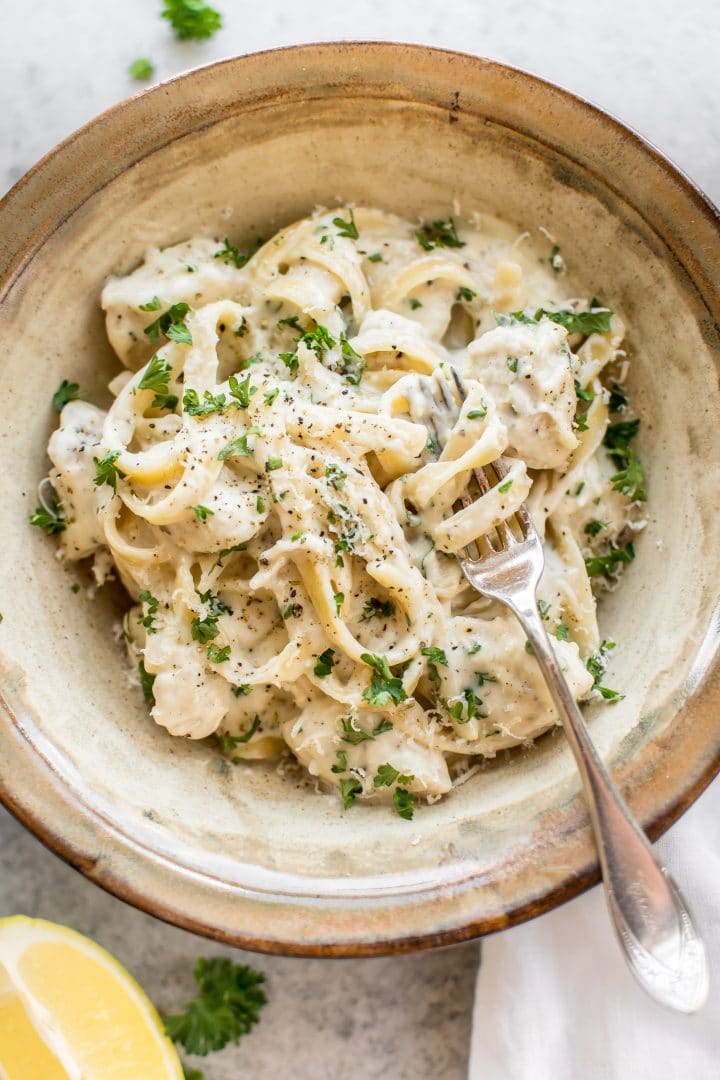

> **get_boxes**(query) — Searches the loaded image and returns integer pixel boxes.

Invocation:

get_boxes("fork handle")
[513,595,708,1013]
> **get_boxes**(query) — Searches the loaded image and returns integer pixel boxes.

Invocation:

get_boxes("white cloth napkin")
[469,780,720,1079]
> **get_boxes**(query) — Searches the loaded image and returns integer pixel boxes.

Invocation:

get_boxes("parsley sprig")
[360,598,395,622]
[161,0,223,41]
[29,496,66,535]
[584,542,635,578]
[144,301,193,345]
[586,639,623,701]
[416,217,464,251]
[360,653,408,707]
[603,418,647,502]
[138,355,178,410]
[340,715,393,745]
[495,306,613,336]
[52,379,80,412]
[214,237,262,268]
[93,450,126,492]
[332,209,359,240]
[163,957,266,1056]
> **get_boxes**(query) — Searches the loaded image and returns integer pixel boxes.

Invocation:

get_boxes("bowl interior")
[1,45,719,953]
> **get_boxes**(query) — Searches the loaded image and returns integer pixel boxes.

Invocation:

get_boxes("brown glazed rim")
[1,43,719,957]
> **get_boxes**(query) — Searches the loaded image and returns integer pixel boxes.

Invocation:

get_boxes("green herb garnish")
[52,379,80,412]
[360,653,407,707]
[416,217,464,251]
[374,763,414,788]
[128,58,154,80]
[144,301,192,345]
[361,598,395,622]
[161,0,222,41]
[29,497,66,535]
[138,590,159,634]
[313,648,335,677]
[332,209,359,240]
[163,957,266,1056]
[584,542,635,577]
[93,450,126,492]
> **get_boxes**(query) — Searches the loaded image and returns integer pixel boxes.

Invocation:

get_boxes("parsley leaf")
[374,763,415,788]
[29,497,66,535]
[128,58,154,80]
[421,646,448,666]
[138,660,156,705]
[537,599,551,620]
[586,640,622,701]
[325,463,346,490]
[143,301,192,345]
[456,286,477,302]
[217,717,262,751]
[584,542,635,577]
[139,296,162,312]
[163,957,266,1056]
[93,450,126,492]
[138,355,178,410]
[332,209,359,240]
[416,217,464,251]
[218,431,257,459]
[555,623,570,641]
[609,382,628,412]
[331,750,348,774]
[52,379,80,412]
[584,519,608,537]
[603,418,646,501]
[340,778,362,809]
[299,324,336,359]
[360,653,408,707]
[338,333,365,385]
[494,307,613,336]
[192,505,214,521]
[498,479,513,494]
[138,590,159,634]
[361,598,396,622]
[313,648,335,677]
[228,374,257,409]
[214,237,261,268]
[393,788,414,820]
[161,0,223,41]
[266,455,283,471]
[206,643,231,664]
[264,388,280,406]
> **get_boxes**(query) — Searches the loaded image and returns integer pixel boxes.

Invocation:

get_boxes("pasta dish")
[35,207,646,819]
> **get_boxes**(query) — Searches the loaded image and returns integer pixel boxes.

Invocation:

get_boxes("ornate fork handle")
[514,587,708,1013]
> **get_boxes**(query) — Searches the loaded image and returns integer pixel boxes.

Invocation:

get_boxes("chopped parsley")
[338,333,365,385]
[218,429,260,459]
[360,653,407,707]
[138,590,159,634]
[266,455,283,471]
[537,599,551,620]
[161,0,223,41]
[191,504,214,521]
[333,592,344,615]
[497,478,513,494]
[332,209,359,240]
[507,357,519,373]
[214,237,261,268]
[374,763,414,788]
[143,301,192,345]
[93,450,126,492]
[52,379,80,412]
[393,788,414,820]
[467,406,487,419]
[232,684,252,697]
[138,660,155,704]
[340,715,394,745]
[408,298,423,310]
[217,717,262,750]
[264,388,280,406]
[609,382,628,412]
[603,418,646,502]
[29,497,66,535]
[163,957,266,1057]
[495,306,613,336]
[360,598,395,622]
[584,542,635,578]
[278,314,302,332]
[331,750,348,774]
[448,688,485,723]
[190,590,229,644]
[128,58,154,80]
[325,463,346,490]
[256,495,265,513]
[586,640,623,701]
[279,351,298,373]
[367,252,382,263]
[299,324,336,360]
[138,355,178,410]
[313,648,335,677]
[228,374,257,409]
[456,286,477,302]
[139,296,162,312]
[416,217,464,251]
[207,643,231,664]
[340,778,362,809]
[555,623,570,641]
[575,379,594,404]
[421,646,448,666]
[281,603,303,620]
[183,389,226,417]
[584,519,608,538]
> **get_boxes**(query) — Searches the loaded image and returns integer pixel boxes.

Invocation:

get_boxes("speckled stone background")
[2,2,718,1077]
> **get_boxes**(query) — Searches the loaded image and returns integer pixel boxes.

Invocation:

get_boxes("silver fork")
[414,367,708,1013]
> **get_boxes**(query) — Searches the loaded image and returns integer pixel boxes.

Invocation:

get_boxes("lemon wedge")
[0,916,183,1079]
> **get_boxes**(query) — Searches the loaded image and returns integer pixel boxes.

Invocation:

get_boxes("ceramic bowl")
[1,43,719,956]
